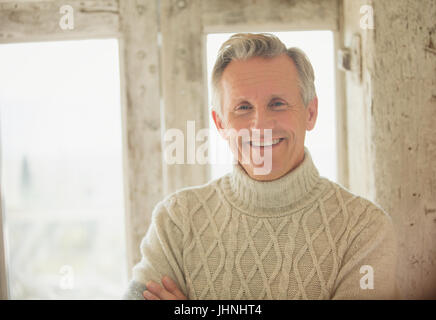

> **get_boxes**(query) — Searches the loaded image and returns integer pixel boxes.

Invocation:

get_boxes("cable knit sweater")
[123,149,398,300]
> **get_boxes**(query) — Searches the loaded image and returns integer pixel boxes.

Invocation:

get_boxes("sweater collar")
[219,148,325,217]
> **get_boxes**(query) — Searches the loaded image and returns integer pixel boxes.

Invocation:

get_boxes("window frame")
[0,0,347,299]
[0,0,163,297]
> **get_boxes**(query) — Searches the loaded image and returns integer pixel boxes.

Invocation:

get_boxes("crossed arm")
[124,198,188,300]
[126,193,398,300]
[142,275,187,300]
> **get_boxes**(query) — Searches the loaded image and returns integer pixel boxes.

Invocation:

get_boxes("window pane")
[0,39,127,299]
[206,31,337,182]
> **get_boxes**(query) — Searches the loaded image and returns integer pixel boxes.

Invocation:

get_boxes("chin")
[248,163,287,181]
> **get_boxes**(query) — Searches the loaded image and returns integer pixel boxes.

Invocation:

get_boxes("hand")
[143,275,187,300]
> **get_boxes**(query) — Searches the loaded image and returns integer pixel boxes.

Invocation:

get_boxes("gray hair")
[211,33,316,117]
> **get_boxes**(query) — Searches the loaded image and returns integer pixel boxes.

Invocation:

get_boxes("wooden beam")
[0,0,119,43]
[0,192,9,299]
[202,0,339,33]
[160,0,210,196]
[119,0,163,274]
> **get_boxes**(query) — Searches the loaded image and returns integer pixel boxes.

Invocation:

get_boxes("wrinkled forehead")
[220,55,301,102]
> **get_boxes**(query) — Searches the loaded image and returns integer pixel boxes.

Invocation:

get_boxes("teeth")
[251,138,281,147]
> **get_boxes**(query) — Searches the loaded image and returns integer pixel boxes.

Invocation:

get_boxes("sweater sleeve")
[331,203,400,300]
[122,280,147,300]
[122,195,187,300]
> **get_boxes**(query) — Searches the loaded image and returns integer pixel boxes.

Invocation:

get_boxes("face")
[212,54,318,181]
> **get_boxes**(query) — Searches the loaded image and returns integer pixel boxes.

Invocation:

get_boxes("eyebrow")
[269,95,287,100]
[232,94,288,103]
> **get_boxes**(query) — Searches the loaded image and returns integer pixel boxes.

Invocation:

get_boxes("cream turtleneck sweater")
[123,149,398,300]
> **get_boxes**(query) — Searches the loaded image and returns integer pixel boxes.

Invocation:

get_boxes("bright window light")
[0,39,127,299]
[206,31,337,182]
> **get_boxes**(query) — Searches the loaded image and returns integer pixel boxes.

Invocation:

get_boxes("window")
[206,31,337,182]
[0,39,127,299]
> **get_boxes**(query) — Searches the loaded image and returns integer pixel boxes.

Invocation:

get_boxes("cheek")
[226,117,248,134]
[278,112,306,133]
[277,118,298,136]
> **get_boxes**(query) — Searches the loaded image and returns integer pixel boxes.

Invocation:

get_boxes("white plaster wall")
[343,0,436,299]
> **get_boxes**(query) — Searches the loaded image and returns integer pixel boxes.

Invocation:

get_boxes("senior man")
[123,33,398,300]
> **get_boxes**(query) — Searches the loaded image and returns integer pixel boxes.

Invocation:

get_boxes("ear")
[212,109,229,139]
[305,96,318,131]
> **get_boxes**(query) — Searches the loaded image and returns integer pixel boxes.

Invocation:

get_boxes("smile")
[249,138,285,147]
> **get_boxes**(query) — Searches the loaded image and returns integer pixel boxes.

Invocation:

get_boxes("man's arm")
[331,205,399,299]
[122,280,147,300]
[122,197,188,300]
[122,276,187,300]
[142,276,187,300]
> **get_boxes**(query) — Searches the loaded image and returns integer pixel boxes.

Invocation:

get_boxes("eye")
[269,100,288,109]
[235,104,252,111]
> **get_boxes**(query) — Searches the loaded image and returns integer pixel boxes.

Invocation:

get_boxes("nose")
[250,107,275,132]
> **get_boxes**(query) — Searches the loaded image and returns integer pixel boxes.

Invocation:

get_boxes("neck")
[239,148,306,181]
[219,148,326,217]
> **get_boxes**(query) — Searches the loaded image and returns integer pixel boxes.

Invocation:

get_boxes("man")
[123,33,398,300]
